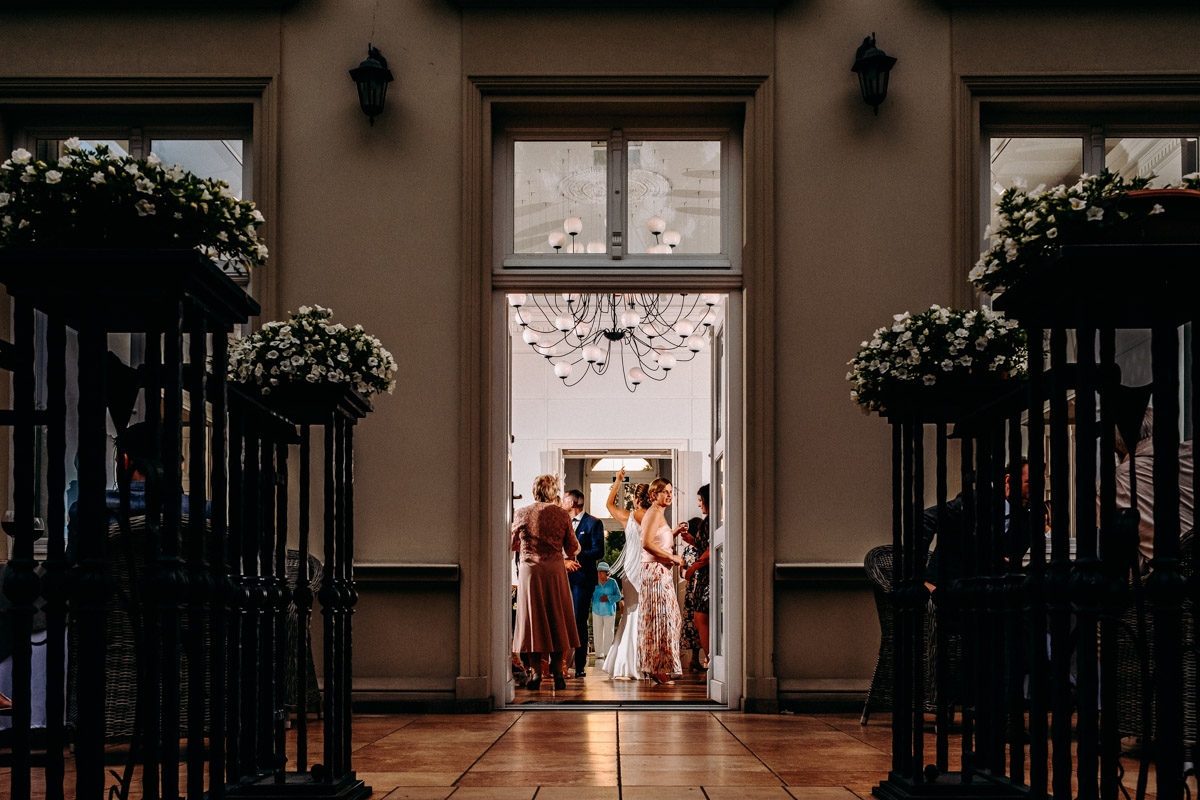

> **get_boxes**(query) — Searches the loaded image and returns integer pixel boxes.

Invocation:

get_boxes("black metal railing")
[0,248,371,800]
[875,242,1197,800]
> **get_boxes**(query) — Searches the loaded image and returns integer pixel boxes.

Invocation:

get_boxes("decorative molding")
[774,563,870,585]
[355,563,460,584]
[465,74,773,710]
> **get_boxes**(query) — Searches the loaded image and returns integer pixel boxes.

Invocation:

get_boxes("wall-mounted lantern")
[349,44,394,125]
[851,33,897,115]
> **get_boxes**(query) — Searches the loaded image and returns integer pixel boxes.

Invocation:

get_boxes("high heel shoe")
[527,674,543,690]
[552,673,566,690]
[650,672,675,686]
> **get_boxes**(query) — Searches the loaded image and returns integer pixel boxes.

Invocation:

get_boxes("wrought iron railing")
[875,242,1197,800]
[0,248,370,800]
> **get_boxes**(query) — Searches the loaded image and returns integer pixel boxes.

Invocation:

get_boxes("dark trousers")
[571,581,593,672]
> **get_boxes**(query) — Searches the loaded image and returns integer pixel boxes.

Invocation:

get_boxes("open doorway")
[498,291,739,708]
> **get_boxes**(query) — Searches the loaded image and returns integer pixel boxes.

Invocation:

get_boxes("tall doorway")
[493,291,742,709]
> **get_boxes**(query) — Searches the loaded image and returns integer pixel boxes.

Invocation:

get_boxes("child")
[590,561,622,671]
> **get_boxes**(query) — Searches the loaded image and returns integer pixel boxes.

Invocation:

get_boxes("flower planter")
[255,383,372,426]
[992,242,1200,329]
[879,375,1027,424]
[1121,188,1200,243]
[0,247,258,332]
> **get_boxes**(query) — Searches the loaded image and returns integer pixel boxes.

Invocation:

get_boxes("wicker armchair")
[67,515,322,739]
[1114,529,1196,756]
[862,544,962,724]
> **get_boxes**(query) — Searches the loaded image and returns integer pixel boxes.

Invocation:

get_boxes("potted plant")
[0,139,268,327]
[0,139,267,268]
[847,305,1027,417]
[228,304,396,421]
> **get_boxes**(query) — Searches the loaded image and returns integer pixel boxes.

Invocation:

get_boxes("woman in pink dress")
[511,474,581,690]
[637,477,688,685]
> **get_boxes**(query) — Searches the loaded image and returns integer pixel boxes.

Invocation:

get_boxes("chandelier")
[508,292,720,392]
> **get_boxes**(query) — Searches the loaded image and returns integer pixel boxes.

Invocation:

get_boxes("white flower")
[166,165,186,182]
[11,148,32,165]
[1150,203,1165,215]
[298,305,311,315]
[1013,177,1027,189]
[89,171,106,185]
[134,177,155,194]
[0,192,8,207]
[941,359,954,371]
[216,231,229,242]
[1,216,12,228]
[135,199,156,217]
[1070,197,1087,211]
[61,137,81,151]
[1046,227,1058,239]
[123,163,139,176]
[923,375,937,386]
[251,209,265,223]
[17,219,29,229]
[1086,206,1104,222]
[44,170,62,184]
[146,152,162,167]
[57,156,73,168]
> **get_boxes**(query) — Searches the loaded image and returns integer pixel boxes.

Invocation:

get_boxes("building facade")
[1,0,1197,713]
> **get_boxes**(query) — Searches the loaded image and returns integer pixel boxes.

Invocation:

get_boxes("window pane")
[152,139,245,199]
[629,140,721,255]
[988,137,1083,232]
[1105,137,1199,188]
[513,140,607,255]
[35,138,130,162]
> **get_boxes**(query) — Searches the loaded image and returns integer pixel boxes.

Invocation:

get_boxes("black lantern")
[851,33,897,115]
[349,44,394,125]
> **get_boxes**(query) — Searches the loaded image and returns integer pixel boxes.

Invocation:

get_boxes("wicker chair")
[1115,529,1196,757]
[862,544,962,724]
[67,515,322,739]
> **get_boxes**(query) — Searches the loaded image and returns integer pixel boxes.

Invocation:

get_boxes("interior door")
[708,298,733,705]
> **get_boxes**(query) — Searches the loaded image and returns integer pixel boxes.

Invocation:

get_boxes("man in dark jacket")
[562,489,605,677]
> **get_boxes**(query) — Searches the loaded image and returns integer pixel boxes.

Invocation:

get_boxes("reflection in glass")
[714,325,724,438]
[36,139,130,162]
[629,140,721,255]
[1105,137,1199,188]
[987,137,1083,234]
[152,140,245,199]
[513,141,606,255]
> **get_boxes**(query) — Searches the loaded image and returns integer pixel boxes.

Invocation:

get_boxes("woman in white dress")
[601,469,652,680]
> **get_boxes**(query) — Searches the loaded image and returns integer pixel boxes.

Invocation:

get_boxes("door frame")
[460,75,777,712]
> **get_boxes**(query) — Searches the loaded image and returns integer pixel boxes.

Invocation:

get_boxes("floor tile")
[378,789,455,800]
[619,788,706,799]
[531,788,619,800]
[783,789,861,799]
[455,769,619,787]
[447,788,537,799]
[703,789,796,799]
[355,771,462,788]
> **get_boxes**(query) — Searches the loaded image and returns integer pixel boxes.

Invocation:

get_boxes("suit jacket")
[569,511,606,588]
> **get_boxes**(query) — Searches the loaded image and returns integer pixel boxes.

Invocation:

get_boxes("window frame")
[493,119,742,276]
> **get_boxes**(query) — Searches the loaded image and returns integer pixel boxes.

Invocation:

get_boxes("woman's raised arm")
[605,467,630,524]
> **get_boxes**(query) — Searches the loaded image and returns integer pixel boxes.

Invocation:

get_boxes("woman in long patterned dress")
[511,474,581,690]
[638,478,688,685]
[602,470,652,680]
[683,484,712,668]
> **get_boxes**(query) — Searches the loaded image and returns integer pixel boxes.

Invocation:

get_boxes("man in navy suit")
[562,489,606,677]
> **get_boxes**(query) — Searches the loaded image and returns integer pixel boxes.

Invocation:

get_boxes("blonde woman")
[602,469,652,680]
[511,474,581,690]
[638,478,688,685]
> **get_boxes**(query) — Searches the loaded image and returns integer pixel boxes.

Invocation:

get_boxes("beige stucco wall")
[3,0,1200,708]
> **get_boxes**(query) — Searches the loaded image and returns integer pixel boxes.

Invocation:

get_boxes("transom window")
[495,122,740,272]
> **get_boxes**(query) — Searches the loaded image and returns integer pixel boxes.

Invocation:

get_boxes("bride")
[600,468,652,680]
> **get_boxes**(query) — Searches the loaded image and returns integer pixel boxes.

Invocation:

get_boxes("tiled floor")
[0,710,1177,798]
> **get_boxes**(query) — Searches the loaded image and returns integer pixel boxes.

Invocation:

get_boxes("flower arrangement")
[228,305,396,397]
[0,139,268,271]
[970,170,1200,295]
[847,305,1027,414]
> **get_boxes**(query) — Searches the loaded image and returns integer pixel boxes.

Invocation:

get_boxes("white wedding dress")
[602,513,644,680]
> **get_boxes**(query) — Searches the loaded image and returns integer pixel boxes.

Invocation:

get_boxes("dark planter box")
[878,376,1027,425]
[992,243,1200,329]
[252,383,373,425]
[0,248,259,332]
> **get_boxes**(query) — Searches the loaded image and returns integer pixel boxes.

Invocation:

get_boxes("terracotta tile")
[469,753,616,772]
[621,754,771,772]
[354,771,462,788]
[703,789,796,799]
[620,788,706,799]
[447,788,537,799]
[619,769,782,787]
[377,789,455,800]
[783,788,861,799]
[619,739,749,755]
[455,769,618,787]
[486,739,618,756]
[530,788,619,800]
